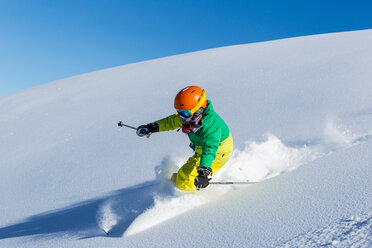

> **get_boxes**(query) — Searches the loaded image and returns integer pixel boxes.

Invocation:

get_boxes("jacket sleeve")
[155,114,183,132]
[199,127,222,168]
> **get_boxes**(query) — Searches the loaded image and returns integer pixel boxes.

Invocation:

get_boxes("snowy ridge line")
[277,212,372,248]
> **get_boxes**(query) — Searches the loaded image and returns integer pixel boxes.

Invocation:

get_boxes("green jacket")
[155,100,230,168]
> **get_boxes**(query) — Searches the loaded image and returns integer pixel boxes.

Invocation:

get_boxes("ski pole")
[209,181,257,185]
[117,121,137,130]
[117,121,152,138]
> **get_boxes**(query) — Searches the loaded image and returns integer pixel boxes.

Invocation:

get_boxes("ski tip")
[103,229,109,235]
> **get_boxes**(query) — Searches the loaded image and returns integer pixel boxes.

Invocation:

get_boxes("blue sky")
[1,0,371,96]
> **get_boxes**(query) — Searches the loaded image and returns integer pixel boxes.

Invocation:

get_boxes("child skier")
[136,86,233,191]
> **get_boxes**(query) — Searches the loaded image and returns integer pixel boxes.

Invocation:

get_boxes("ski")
[210,181,257,185]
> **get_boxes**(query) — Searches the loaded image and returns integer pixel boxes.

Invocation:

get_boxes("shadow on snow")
[0,180,169,240]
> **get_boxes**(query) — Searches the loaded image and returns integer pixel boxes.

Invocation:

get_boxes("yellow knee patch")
[175,157,199,191]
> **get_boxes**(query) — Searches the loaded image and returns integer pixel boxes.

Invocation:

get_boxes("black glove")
[194,166,212,190]
[136,122,159,137]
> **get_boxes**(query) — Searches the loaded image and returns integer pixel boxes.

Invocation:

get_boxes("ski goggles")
[177,109,192,118]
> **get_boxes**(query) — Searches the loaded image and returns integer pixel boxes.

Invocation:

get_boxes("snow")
[277,213,372,247]
[0,29,372,247]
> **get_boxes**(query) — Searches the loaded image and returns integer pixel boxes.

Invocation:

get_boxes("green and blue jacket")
[155,100,230,168]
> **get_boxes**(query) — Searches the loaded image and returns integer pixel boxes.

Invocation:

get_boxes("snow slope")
[0,29,371,247]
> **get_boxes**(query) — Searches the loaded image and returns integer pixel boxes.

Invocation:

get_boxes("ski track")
[277,213,372,248]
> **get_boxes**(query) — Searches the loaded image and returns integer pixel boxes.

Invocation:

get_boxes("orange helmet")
[174,86,207,117]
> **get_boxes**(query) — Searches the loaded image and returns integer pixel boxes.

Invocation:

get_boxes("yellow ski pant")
[172,134,233,191]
